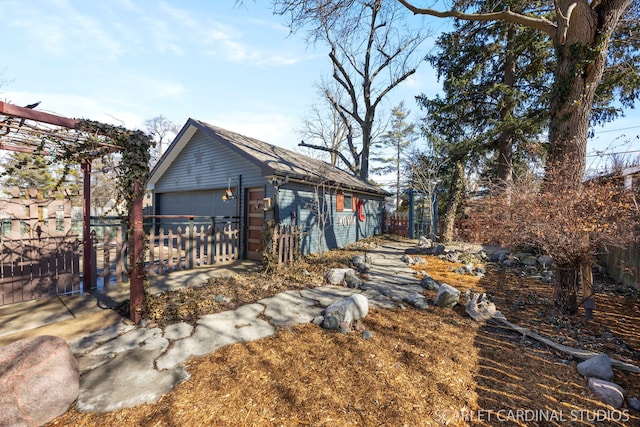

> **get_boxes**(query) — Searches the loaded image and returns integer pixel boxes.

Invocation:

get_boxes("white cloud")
[149,2,302,67]
[3,0,125,61]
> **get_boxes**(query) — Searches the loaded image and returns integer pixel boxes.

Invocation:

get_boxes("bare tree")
[145,115,179,168]
[297,80,355,169]
[276,0,429,180]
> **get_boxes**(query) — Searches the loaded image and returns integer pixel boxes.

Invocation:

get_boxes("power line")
[586,149,640,157]
[591,125,640,135]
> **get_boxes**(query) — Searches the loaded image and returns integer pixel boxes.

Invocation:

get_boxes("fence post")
[209,217,215,265]
[408,189,415,239]
[187,217,194,269]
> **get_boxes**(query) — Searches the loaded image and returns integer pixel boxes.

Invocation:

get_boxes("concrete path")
[65,242,426,413]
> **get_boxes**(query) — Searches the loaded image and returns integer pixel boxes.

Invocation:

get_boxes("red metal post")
[129,181,145,323]
[82,160,94,290]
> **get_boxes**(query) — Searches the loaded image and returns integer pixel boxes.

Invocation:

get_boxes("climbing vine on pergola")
[0,101,153,322]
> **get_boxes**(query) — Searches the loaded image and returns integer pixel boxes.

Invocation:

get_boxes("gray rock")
[434,283,460,308]
[434,244,446,255]
[491,249,510,262]
[588,378,626,408]
[537,255,554,269]
[322,294,369,325]
[400,254,414,265]
[629,397,640,412]
[414,256,428,266]
[521,256,539,266]
[420,276,440,291]
[68,322,136,354]
[444,252,461,263]
[352,254,367,267]
[352,255,372,271]
[0,336,79,427]
[214,294,231,303]
[512,252,530,260]
[418,236,432,247]
[324,268,357,285]
[344,270,363,289]
[320,315,340,330]
[403,293,430,310]
[502,258,516,267]
[259,291,321,327]
[78,345,190,412]
[577,353,614,381]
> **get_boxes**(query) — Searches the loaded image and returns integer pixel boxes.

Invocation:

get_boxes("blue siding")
[277,182,384,255]
[153,130,267,220]
[151,128,384,258]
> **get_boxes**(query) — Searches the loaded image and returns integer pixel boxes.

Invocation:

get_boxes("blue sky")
[1,0,637,177]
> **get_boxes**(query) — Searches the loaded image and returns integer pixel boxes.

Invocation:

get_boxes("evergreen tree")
[2,152,57,196]
[372,102,417,209]
[421,0,553,190]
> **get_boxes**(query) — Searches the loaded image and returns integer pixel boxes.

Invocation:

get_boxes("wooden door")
[245,188,264,261]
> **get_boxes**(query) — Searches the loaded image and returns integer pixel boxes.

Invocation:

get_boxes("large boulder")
[324,268,357,285]
[588,378,626,409]
[0,335,79,427]
[433,283,460,308]
[420,276,440,291]
[577,354,614,381]
[344,270,363,289]
[320,294,369,331]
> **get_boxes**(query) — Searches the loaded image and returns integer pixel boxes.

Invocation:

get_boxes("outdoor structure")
[0,101,149,321]
[148,119,389,260]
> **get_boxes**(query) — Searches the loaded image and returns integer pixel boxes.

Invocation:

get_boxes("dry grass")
[49,238,640,426]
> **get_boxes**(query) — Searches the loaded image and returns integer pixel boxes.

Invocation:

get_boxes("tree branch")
[396,0,557,38]
[298,141,356,173]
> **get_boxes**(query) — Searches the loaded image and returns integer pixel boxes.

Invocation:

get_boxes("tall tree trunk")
[440,161,465,244]
[554,263,580,315]
[360,124,371,181]
[545,0,629,311]
[547,0,629,189]
[497,24,516,191]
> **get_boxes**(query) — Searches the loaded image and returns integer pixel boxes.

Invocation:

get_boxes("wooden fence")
[1,236,80,305]
[90,217,241,285]
[0,214,311,304]
[146,222,239,277]
[384,212,410,236]
[272,224,300,266]
[599,239,639,289]
[383,212,435,239]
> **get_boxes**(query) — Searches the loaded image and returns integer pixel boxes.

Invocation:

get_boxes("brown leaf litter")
[50,237,640,426]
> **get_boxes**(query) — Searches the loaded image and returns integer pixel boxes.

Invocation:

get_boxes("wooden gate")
[246,188,265,261]
[0,195,80,305]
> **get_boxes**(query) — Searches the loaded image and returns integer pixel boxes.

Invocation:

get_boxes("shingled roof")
[150,118,388,196]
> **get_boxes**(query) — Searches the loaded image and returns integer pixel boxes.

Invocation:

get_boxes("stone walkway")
[68,242,426,413]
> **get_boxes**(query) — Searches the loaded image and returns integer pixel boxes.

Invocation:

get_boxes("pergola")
[0,101,148,322]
